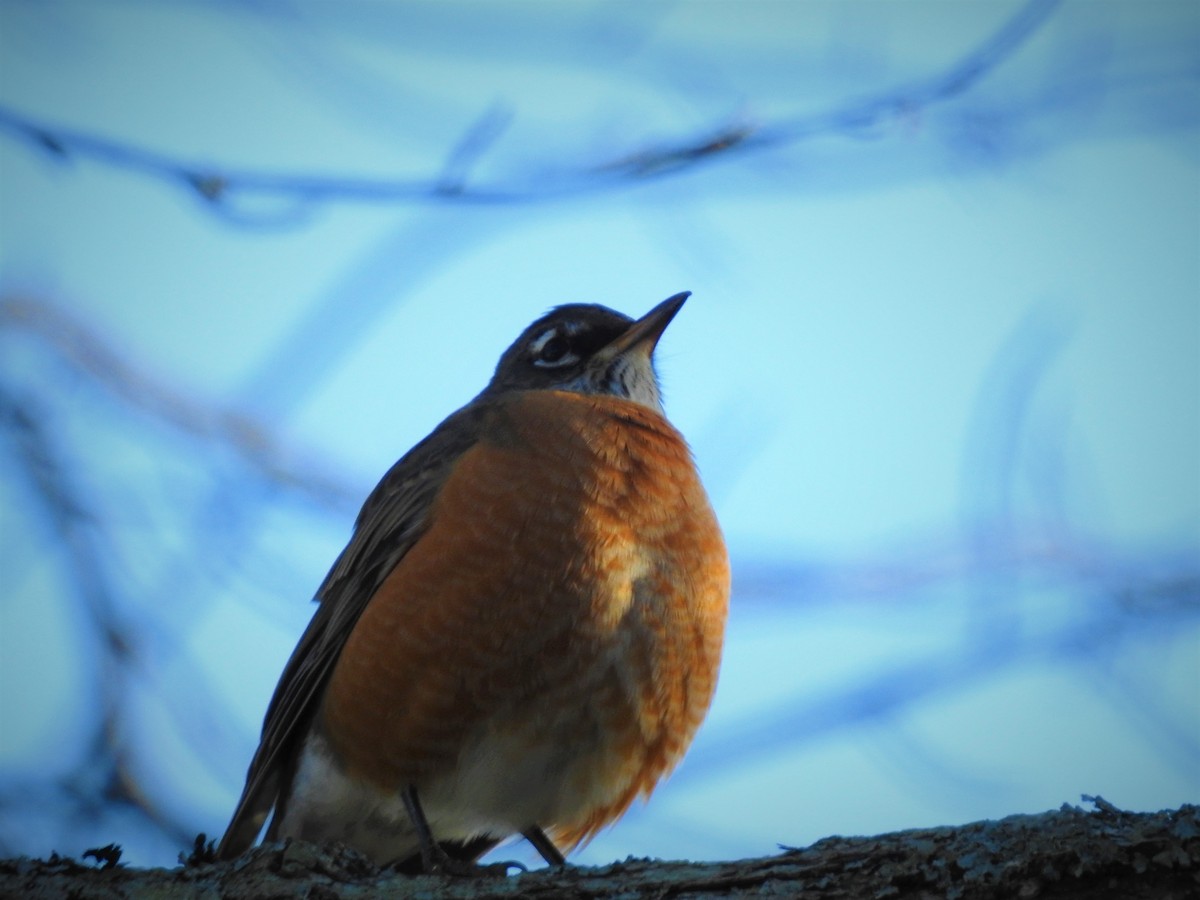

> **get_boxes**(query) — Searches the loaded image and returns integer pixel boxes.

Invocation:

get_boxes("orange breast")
[319,389,729,845]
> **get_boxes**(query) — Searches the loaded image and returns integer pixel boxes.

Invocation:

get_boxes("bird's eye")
[530,329,579,368]
[539,335,569,362]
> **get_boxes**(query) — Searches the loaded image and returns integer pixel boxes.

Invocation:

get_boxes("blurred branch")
[0,379,196,849]
[681,566,1200,788]
[0,0,1066,222]
[608,0,1064,172]
[436,102,515,196]
[0,380,127,714]
[0,297,359,514]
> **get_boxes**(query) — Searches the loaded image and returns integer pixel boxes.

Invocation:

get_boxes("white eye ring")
[529,328,579,368]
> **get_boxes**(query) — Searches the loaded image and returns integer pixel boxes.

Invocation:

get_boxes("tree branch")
[3,801,1195,899]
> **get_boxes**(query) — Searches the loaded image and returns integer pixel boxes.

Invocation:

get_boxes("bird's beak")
[598,291,690,361]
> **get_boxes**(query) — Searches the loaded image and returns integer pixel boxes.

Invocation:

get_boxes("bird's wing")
[216,402,488,859]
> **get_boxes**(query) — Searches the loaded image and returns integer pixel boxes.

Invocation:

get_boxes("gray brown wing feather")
[216,403,486,859]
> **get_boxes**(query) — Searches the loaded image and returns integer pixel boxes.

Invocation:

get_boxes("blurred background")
[0,0,1197,869]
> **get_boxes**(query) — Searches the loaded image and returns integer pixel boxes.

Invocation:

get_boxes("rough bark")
[2,801,1196,899]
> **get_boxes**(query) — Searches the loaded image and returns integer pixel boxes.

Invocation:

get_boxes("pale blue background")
[1,0,1197,867]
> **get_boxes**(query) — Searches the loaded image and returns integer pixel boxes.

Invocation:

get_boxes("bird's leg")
[400,785,524,877]
[401,785,446,873]
[521,826,566,867]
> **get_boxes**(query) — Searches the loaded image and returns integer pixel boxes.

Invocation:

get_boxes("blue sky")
[1,0,1197,867]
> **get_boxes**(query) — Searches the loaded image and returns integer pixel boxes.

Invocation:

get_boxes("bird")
[216,291,730,873]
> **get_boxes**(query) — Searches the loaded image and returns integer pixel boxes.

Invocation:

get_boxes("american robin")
[217,291,730,873]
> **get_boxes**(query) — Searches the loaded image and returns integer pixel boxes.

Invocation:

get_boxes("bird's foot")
[419,844,525,877]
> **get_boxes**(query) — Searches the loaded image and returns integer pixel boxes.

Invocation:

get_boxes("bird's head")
[484,291,689,412]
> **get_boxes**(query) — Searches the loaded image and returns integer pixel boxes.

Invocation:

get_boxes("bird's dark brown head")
[484,291,689,411]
